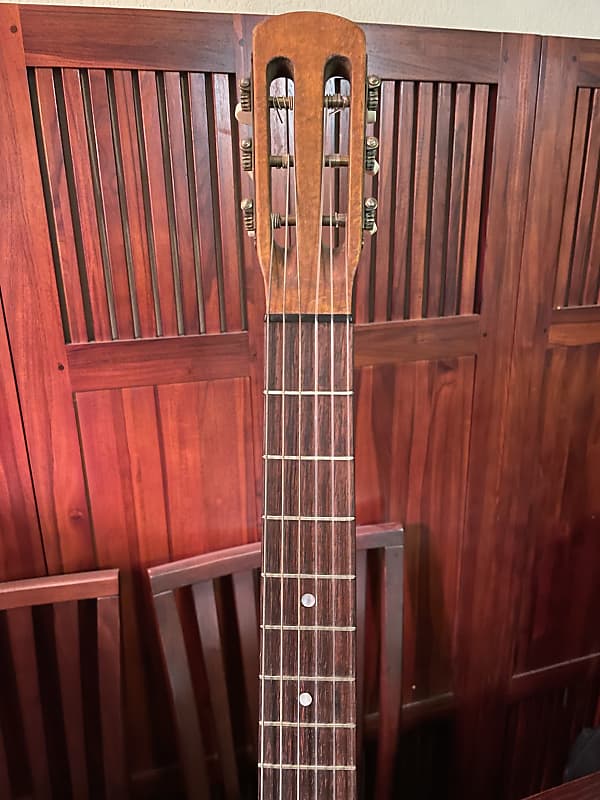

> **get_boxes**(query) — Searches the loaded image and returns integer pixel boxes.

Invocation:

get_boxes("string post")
[241,198,256,237]
[240,138,253,171]
[363,196,378,234]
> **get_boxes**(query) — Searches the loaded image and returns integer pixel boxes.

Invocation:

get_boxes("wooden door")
[497,36,600,800]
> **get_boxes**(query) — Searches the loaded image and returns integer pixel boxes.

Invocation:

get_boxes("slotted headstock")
[239,12,378,315]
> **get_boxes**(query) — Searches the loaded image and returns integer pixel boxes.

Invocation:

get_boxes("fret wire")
[260,721,356,729]
[264,389,353,396]
[263,515,355,522]
[259,764,356,771]
[262,572,356,580]
[263,454,353,461]
[261,624,356,631]
[261,674,355,682]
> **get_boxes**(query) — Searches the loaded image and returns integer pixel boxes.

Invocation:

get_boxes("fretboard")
[259,313,356,800]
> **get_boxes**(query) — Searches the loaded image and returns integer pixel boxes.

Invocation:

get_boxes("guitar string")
[343,88,353,792]
[290,74,302,800]
[260,91,279,800]
[280,80,292,800]
[312,104,327,800]
[327,99,337,797]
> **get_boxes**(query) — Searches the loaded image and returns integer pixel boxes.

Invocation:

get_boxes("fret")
[263,514,354,522]
[260,721,356,729]
[261,624,356,632]
[261,675,355,682]
[263,454,353,461]
[261,572,355,580]
[264,390,353,396]
[259,764,356,771]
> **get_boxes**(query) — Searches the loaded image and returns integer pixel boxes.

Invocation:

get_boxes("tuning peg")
[235,77,253,125]
[365,136,379,175]
[366,75,381,124]
[240,138,253,172]
[241,198,255,238]
[363,197,378,235]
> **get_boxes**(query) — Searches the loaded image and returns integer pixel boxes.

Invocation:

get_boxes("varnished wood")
[524,772,600,799]
[252,13,366,314]
[147,524,404,799]
[67,332,251,391]
[2,5,599,797]
[0,568,126,799]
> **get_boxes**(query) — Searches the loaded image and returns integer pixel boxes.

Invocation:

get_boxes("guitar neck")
[259,313,357,799]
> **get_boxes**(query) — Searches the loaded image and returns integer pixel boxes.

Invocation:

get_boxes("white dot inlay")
[299,692,313,707]
[301,593,316,608]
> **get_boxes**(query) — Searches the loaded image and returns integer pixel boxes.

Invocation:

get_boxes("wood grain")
[0,6,94,573]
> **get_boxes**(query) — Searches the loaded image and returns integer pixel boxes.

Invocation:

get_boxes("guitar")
[237,12,379,798]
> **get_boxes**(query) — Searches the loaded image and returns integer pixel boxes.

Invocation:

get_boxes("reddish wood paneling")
[0,6,598,799]
[0,6,94,574]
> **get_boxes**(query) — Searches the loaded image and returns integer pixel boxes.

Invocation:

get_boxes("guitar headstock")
[237,12,380,315]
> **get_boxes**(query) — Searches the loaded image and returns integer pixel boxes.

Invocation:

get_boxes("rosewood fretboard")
[259,313,356,798]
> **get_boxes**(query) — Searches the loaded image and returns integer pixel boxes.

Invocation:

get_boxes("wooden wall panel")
[0,308,46,581]
[0,5,597,799]
[355,357,474,704]
[516,346,600,674]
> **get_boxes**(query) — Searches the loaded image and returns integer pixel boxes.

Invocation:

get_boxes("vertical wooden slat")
[0,8,94,574]
[553,88,592,308]
[427,82,452,318]
[376,541,404,800]
[54,600,89,800]
[76,389,154,770]
[583,169,600,305]
[189,72,221,334]
[61,68,111,341]
[373,81,397,322]
[137,70,179,337]
[567,89,600,306]
[7,606,52,800]
[153,590,211,798]
[32,68,88,343]
[460,83,489,315]
[232,569,260,756]
[193,580,241,800]
[212,73,244,332]
[390,81,415,320]
[163,71,200,335]
[410,82,434,319]
[355,548,367,766]
[112,70,157,338]
[444,83,471,316]
[97,593,128,799]
[0,724,11,799]
[87,69,134,339]
[0,299,46,582]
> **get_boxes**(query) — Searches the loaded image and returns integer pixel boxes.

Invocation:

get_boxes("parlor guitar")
[237,12,379,798]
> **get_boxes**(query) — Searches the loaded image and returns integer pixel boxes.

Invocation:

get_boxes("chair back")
[0,569,126,799]
[148,523,404,800]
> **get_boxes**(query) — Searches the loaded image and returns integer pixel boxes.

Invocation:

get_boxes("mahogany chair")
[0,569,127,799]
[524,772,600,799]
[148,522,404,800]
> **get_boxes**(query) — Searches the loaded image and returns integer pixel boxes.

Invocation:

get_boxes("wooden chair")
[524,772,600,799]
[0,569,127,799]
[148,522,404,800]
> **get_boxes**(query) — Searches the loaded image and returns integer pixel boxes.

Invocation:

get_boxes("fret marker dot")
[301,593,316,608]
[299,692,313,707]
